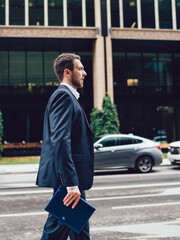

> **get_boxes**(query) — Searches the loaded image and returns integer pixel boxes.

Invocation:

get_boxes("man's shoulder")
[49,86,72,102]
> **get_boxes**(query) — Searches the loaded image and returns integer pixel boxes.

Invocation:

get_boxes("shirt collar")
[60,83,80,100]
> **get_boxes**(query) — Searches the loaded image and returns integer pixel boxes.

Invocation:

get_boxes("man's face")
[71,59,87,89]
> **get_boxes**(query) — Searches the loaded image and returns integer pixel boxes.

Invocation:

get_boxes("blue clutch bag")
[44,185,96,234]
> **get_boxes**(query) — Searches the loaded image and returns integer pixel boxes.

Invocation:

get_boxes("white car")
[167,141,180,165]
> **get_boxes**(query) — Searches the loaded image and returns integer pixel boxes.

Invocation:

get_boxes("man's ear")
[64,69,71,76]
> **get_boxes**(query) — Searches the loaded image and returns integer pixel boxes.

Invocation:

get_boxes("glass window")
[100,137,116,147]
[134,138,143,143]
[176,0,180,29]
[173,54,180,86]
[67,0,82,26]
[0,0,5,25]
[86,0,95,26]
[113,52,126,87]
[29,0,44,26]
[141,0,155,28]
[158,53,172,87]
[44,52,59,85]
[27,52,43,85]
[48,0,63,26]
[9,0,25,25]
[9,52,26,86]
[158,0,172,29]
[119,137,133,145]
[0,51,8,86]
[143,53,158,86]
[111,0,120,27]
[123,0,137,28]
[127,53,142,87]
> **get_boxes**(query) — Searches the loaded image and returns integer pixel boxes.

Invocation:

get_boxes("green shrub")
[90,93,120,138]
[0,111,3,157]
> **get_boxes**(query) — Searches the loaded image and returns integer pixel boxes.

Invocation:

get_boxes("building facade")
[0,0,180,143]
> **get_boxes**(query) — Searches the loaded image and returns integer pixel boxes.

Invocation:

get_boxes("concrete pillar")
[106,0,114,103]
[106,35,114,103]
[93,0,106,109]
[93,36,106,109]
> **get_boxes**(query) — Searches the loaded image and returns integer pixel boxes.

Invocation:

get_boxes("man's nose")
[83,70,87,76]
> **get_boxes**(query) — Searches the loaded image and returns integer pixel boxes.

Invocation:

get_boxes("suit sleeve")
[49,91,79,187]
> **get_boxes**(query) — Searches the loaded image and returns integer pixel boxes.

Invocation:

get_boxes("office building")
[0,0,180,142]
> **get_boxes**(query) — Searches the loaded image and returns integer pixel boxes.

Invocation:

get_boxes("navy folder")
[44,185,96,234]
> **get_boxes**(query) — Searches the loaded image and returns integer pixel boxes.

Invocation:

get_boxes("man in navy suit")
[36,53,94,240]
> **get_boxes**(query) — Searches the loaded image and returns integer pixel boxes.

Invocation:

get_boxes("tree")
[90,93,120,138]
[0,111,3,157]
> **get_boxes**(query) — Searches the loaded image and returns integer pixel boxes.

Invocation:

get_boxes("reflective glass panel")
[48,0,63,26]
[67,0,82,26]
[86,0,95,26]
[27,52,43,85]
[113,52,126,86]
[111,0,120,27]
[123,0,137,28]
[158,53,172,86]
[141,0,155,28]
[44,52,59,85]
[143,53,158,86]
[158,0,172,29]
[9,52,26,86]
[176,0,180,29]
[0,0,5,25]
[174,54,180,86]
[9,0,25,25]
[127,53,142,86]
[29,0,44,25]
[0,51,8,86]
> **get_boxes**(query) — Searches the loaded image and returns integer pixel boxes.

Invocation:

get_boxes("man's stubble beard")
[71,73,83,89]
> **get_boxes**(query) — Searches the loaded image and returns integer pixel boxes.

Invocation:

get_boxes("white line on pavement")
[91,182,180,191]
[91,220,180,238]
[88,187,180,201]
[1,182,180,196]
[0,189,52,196]
[112,201,180,210]
[0,212,48,218]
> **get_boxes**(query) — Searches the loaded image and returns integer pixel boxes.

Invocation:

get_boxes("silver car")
[94,134,163,173]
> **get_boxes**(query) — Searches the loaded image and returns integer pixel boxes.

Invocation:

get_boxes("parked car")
[152,135,169,153]
[94,134,163,173]
[167,141,180,165]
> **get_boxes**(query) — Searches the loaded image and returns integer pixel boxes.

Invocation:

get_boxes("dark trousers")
[41,190,90,240]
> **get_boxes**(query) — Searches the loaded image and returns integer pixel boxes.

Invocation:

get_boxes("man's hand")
[63,186,81,209]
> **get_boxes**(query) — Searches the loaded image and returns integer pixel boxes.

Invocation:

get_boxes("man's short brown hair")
[53,53,81,82]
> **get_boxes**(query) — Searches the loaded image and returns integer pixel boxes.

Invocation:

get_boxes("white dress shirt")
[60,83,79,190]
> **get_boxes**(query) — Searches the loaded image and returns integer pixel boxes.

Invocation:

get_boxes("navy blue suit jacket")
[36,85,94,190]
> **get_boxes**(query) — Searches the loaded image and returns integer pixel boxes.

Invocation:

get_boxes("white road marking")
[91,182,180,191]
[88,187,180,201]
[1,182,180,196]
[91,220,180,238]
[0,212,48,218]
[0,189,53,196]
[112,201,180,209]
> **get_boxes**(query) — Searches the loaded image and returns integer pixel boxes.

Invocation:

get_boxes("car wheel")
[136,156,153,173]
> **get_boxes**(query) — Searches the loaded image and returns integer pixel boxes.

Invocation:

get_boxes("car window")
[118,137,134,145]
[94,136,102,143]
[134,138,143,144]
[100,137,116,147]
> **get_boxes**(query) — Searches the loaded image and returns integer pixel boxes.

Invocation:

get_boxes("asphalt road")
[0,165,180,240]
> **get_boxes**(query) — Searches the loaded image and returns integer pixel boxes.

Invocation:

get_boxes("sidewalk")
[0,159,171,175]
[0,164,39,174]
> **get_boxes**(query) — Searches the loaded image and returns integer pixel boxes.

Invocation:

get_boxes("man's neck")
[61,80,77,91]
